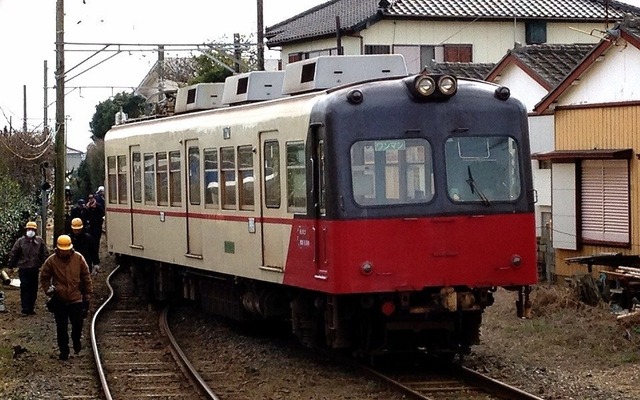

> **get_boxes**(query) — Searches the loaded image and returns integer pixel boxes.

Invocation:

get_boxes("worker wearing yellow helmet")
[39,234,93,361]
[69,218,100,275]
[7,221,49,315]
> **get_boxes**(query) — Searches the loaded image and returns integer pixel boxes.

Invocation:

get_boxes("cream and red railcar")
[105,55,537,356]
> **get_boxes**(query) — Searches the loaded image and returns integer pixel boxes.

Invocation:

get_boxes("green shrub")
[0,175,38,265]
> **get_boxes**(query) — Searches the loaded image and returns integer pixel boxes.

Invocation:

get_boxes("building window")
[526,21,547,44]
[364,45,390,54]
[443,44,472,62]
[204,148,219,208]
[117,155,128,204]
[264,140,281,208]
[144,153,155,204]
[238,145,254,210]
[169,151,182,207]
[393,44,472,73]
[581,159,629,244]
[286,141,306,213]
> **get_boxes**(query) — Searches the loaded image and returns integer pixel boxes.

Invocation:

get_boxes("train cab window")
[107,156,117,204]
[188,146,201,205]
[169,151,182,207]
[221,147,237,209]
[350,139,433,206]
[238,145,254,210]
[264,140,281,208]
[132,152,142,203]
[204,148,219,208]
[156,152,169,206]
[286,141,307,213]
[144,153,155,204]
[117,155,128,204]
[445,136,521,203]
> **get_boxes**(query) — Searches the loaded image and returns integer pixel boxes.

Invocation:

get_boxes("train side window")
[286,141,306,213]
[144,153,155,204]
[132,152,142,203]
[264,140,281,208]
[204,148,219,209]
[169,151,182,207]
[221,147,237,209]
[350,139,433,206]
[117,155,128,204]
[188,146,201,205]
[156,152,169,206]
[238,145,254,210]
[107,156,117,204]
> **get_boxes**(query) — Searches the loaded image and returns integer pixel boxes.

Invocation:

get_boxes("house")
[265,0,640,72]
[532,16,640,280]
[484,43,595,279]
[66,146,85,174]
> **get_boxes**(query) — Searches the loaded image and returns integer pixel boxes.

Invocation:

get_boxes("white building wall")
[559,40,640,105]
[497,66,549,111]
[277,20,605,66]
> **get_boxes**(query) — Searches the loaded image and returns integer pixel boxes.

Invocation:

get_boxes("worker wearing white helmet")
[7,221,49,315]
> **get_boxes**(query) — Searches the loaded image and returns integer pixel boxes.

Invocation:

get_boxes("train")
[104,54,537,358]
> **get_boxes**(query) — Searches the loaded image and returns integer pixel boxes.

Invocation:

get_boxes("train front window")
[445,136,521,203]
[351,139,433,206]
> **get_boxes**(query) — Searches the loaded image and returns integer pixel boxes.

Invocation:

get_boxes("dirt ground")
[1,247,639,399]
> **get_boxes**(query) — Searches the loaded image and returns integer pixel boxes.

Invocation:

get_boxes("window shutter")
[581,160,629,243]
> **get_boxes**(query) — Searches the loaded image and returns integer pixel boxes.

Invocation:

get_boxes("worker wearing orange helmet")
[7,221,49,315]
[39,234,93,361]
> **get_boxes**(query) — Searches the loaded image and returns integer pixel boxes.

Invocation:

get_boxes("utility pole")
[257,0,264,70]
[54,0,66,240]
[23,85,27,133]
[42,60,49,244]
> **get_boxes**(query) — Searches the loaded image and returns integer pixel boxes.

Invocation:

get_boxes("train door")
[130,146,144,248]
[185,140,203,257]
[309,125,328,277]
[259,131,284,269]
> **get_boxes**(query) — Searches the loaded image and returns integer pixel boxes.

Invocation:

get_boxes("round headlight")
[438,75,457,95]
[416,76,436,96]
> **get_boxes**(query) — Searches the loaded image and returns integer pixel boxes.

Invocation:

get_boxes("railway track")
[363,362,544,400]
[91,265,218,400]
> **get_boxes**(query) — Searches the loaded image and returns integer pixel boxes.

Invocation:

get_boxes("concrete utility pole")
[42,60,49,244]
[257,0,264,70]
[22,85,27,132]
[54,0,66,240]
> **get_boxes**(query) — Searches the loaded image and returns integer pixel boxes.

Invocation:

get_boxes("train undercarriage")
[121,255,512,358]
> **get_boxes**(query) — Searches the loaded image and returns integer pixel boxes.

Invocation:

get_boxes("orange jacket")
[39,251,93,304]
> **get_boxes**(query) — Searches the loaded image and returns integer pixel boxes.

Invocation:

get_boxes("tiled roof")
[387,0,640,19]
[509,44,595,87]
[423,62,495,80]
[266,0,640,47]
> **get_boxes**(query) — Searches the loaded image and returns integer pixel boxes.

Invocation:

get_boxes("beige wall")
[553,105,640,277]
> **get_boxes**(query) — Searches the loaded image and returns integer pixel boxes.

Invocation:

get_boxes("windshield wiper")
[466,166,491,206]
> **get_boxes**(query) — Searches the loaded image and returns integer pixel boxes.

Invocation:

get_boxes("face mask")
[26,230,36,238]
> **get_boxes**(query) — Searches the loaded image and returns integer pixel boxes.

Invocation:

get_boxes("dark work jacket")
[70,231,99,265]
[8,236,49,270]
[40,251,93,304]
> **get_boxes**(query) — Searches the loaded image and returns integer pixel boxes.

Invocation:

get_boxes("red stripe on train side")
[106,206,294,225]
[283,213,537,294]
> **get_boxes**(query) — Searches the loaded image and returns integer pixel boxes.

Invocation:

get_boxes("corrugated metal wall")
[553,105,640,278]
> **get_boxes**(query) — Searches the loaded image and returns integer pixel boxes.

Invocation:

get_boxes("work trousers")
[18,268,39,313]
[53,302,84,356]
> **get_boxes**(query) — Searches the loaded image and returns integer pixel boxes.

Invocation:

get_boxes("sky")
[0,0,326,150]
[2,0,640,151]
